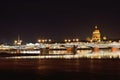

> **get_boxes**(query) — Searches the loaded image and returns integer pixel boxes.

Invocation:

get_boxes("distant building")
[91,26,101,42]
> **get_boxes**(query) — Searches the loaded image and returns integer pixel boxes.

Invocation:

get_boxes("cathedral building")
[91,26,101,42]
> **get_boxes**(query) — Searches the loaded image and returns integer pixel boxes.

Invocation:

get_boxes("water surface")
[0,58,120,80]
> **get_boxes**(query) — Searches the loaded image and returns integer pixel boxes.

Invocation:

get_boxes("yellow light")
[45,39,47,42]
[19,40,22,43]
[14,39,22,45]
[68,39,71,42]
[103,36,107,40]
[14,40,17,44]
[48,39,51,42]
[42,40,45,43]
[64,39,67,42]
[17,42,21,45]
[73,39,75,42]
[38,39,41,43]
[76,38,79,42]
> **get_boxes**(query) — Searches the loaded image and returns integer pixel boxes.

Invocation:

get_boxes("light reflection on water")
[1,50,120,80]
[49,50,92,54]
[1,58,120,80]
[49,50,67,54]
[4,50,120,59]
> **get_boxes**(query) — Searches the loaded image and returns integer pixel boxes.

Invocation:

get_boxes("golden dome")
[92,26,101,42]
[93,26,100,34]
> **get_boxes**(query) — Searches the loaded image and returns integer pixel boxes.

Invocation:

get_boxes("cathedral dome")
[92,26,101,42]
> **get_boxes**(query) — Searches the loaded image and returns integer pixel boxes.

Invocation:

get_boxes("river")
[0,58,120,80]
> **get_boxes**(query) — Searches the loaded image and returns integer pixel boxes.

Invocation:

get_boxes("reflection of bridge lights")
[6,52,120,59]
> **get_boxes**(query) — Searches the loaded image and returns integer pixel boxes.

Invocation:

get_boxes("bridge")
[0,42,120,50]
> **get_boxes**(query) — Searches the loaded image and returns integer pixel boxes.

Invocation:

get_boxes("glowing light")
[45,39,47,42]
[76,38,79,42]
[64,39,67,42]
[103,36,107,40]
[14,40,22,45]
[73,39,75,42]
[38,39,42,43]
[48,39,51,42]
[42,40,45,43]
[68,39,71,42]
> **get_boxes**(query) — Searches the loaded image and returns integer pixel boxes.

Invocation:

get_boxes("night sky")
[0,1,120,43]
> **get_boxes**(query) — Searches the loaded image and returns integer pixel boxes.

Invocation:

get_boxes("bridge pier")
[66,45,77,54]
[111,47,119,52]
[67,48,72,53]
[93,47,99,52]
[16,49,21,53]
[40,47,49,55]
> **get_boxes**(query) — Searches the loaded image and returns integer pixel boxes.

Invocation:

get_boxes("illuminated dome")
[93,26,100,33]
[92,26,101,42]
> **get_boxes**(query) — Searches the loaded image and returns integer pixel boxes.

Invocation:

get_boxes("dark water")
[0,58,120,80]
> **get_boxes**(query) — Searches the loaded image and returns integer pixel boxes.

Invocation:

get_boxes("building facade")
[92,26,101,42]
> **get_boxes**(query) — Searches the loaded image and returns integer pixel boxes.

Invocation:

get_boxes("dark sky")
[0,1,120,43]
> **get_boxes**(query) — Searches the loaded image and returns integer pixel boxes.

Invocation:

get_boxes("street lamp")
[38,39,42,43]
[76,38,79,42]
[103,36,107,41]
[48,39,51,43]
[68,39,71,42]
[73,39,75,42]
[14,40,17,45]
[45,39,47,42]
[38,39,51,43]
[64,39,72,43]
[64,39,67,43]
[42,39,45,43]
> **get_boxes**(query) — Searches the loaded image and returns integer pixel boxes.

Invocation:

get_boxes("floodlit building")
[92,26,101,42]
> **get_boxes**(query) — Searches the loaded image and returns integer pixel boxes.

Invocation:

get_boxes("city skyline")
[0,26,119,45]
[0,1,120,43]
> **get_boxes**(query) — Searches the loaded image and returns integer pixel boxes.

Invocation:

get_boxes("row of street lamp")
[38,39,52,43]
[64,38,79,43]
[14,38,80,45]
